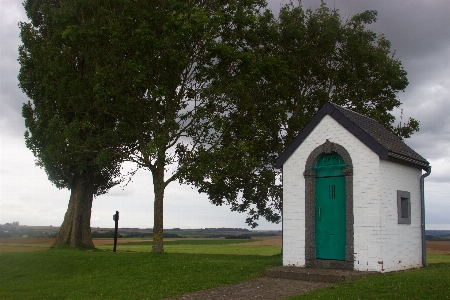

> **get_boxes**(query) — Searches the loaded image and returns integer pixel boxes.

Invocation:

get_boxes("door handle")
[319,207,321,221]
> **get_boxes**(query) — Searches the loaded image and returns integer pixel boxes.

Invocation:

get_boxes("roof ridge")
[329,102,383,124]
[329,102,428,165]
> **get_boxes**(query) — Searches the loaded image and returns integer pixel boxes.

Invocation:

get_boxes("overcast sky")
[1,0,449,230]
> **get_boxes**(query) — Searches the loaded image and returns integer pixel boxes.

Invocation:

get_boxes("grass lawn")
[0,239,281,300]
[1,238,449,299]
[285,254,450,300]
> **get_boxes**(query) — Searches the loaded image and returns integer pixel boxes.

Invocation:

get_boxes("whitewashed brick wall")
[282,115,423,272]
[378,159,422,272]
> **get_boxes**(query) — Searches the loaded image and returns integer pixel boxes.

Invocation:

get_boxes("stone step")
[265,266,377,283]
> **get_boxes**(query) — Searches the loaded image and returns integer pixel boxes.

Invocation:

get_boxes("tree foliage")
[98,0,267,253]
[181,2,418,228]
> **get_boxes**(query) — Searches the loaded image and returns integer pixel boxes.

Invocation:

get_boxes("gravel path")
[164,277,331,300]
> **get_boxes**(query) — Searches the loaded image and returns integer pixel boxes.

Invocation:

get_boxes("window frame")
[397,190,411,224]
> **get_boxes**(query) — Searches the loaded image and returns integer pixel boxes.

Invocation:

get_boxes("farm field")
[2,236,449,253]
[426,240,450,253]
[0,237,449,299]
[0,235,282,253]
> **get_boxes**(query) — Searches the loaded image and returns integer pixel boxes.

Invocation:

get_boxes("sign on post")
[113,211,119,252]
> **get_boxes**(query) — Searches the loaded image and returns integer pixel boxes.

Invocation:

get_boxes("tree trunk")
[152,166,165,253]
[52,171,95,249]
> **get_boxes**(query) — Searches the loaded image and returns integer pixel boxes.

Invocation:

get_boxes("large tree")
[19,0,128,248]
[181,2,419,228]
[98,0,267,253]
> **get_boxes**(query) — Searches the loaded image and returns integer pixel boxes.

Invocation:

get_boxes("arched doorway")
[304,140,354,270]
[314,153,347,260]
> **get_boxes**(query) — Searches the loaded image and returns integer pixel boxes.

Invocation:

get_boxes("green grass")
[1,239,449,300]
[0,242,281,300]
[285,253,450,300]
[427,253,450,264]
[0,243,50,249]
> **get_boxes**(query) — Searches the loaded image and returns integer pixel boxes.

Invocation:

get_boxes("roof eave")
[387,152,430,170]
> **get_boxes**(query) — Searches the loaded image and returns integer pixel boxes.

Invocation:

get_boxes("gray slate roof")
[276,102,429,170]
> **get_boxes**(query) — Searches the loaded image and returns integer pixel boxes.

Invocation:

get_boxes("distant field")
[427,240,450,254]
[1,236,448,252]
[0,237,143,252]
[0,236,283,254]
[1,236,448,262]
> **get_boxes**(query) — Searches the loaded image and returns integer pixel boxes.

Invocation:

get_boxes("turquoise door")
[315,154,346,260]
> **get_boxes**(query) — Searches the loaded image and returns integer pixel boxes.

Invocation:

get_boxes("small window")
[397,190,411,224]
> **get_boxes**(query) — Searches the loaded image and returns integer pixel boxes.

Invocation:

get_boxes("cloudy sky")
[1,0,448,230]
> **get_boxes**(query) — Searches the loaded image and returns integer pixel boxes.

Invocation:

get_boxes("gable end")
[276,102,429,170]
[276,103,387,168]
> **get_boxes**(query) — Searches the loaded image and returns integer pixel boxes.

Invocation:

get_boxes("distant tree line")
[224,234,252,240]
[425,230,450,241]
[203,228,251,232]
[426,235,450,241]
[91,231,184,239]
[0,226,57,238]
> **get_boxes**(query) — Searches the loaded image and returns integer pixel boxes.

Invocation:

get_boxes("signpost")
[113,211,119,252]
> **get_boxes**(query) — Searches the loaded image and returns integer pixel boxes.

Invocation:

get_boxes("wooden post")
[113,211,119,252]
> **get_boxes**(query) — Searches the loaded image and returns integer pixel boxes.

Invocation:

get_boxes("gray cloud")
[0,0,29,138]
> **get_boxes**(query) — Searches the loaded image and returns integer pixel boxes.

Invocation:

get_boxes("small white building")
[276,102,431,272]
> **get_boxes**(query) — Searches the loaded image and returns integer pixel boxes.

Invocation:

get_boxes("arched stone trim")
[303,139,354,270]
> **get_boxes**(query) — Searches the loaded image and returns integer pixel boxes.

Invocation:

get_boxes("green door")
[315,154,346,260]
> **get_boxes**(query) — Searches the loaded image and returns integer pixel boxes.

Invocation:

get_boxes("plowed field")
[426,240,450,254]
